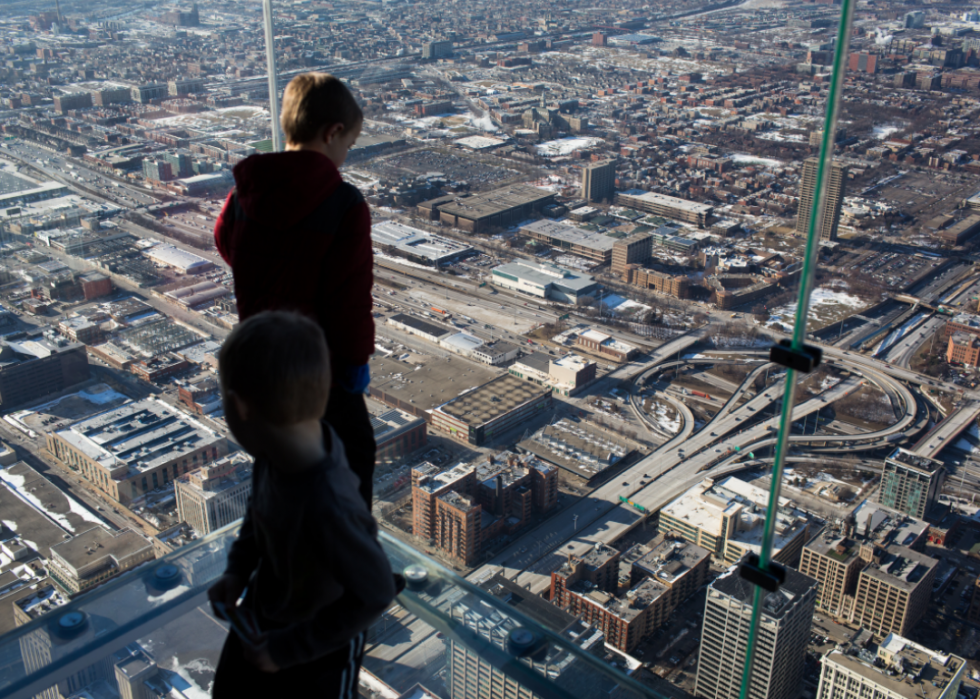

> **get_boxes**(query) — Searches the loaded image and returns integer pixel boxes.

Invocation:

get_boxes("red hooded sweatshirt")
[214,151,374,374]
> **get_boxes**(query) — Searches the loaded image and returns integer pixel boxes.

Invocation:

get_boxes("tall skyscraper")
[582,160,615,203]
[695,563,817,699]
[795,157,846,241]
[877,448,945,520]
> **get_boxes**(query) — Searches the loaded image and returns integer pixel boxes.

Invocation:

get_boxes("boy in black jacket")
[209,311,396,695]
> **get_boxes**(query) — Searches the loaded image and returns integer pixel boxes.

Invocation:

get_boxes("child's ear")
[323,123,345,144]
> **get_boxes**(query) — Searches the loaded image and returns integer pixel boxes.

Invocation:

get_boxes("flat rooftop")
[711,562,816,619]
[53,398,223,476]
[493,260,595,292]
[633,539,711,585]
[388,313,453,339]
[366,399,425,442]
[517,418,637,480]
[823,636,963,699]
[437,374,550,427]
[50,526,152,578]
[521,219,617,252]
[372,221,474,262]
[439,490,478,512]
[617,189,714,214]
[861,544,936,592]
[569,576,669,623]
[886,447,943,473]
[662,476,810,557]
[369,353,499,412]
[436,184,554,220]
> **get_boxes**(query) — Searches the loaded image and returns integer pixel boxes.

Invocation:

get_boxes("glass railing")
[0,524,657,699]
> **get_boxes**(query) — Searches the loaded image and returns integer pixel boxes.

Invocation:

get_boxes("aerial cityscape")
[2,0,980,697]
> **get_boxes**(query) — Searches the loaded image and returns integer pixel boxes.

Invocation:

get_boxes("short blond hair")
[280,72,363,146]
[218,311,331,426]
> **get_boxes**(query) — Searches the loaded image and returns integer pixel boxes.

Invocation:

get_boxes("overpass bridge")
[912,400,980,458]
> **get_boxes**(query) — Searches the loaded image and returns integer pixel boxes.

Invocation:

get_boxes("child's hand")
[208,574,246,619]
[243,634,279,673]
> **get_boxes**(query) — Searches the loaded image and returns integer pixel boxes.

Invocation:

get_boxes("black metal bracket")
[770,340,822,374]
[739,553,786,593]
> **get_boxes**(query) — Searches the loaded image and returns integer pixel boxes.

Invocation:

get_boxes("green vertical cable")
[736,1,856,698]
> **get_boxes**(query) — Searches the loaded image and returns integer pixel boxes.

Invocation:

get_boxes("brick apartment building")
[411,452,558,566]
[549,539,710,653]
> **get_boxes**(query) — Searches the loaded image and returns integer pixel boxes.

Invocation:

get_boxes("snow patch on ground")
[650,402,681,434]
[766,287,866,329]
[535,136,604,156]
[465,111,500,133]
[601,293,651,318]
[872,124,904,140]
[730,154,785,169]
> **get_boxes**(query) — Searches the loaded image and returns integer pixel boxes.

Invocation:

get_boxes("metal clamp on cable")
[738,553,786,593]
[769,340,822,374]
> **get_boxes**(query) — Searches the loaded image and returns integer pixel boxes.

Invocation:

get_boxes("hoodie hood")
[232,151,341,228]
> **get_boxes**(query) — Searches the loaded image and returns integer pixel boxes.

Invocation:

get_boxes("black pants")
[325,387,376,508]
[212,623,366,698]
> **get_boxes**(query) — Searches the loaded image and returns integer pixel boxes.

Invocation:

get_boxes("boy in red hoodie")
[214,73,376,506]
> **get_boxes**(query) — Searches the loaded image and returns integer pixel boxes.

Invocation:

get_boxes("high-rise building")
[175,452,253,536]
[164,151,193,178]
[411,453,558,565]
[848,542,936,637]
[695,563,817,699]
[611,231,652,276]
[581,160,616,203]
[422,40,454,60]
[877,448,945,520]
[142,159,174,182]
[800,501,930,619]
[795,157,846,241]
[817,634,964,699]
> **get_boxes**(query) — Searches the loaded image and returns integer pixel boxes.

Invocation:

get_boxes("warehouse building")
[143,244,212,274]
[372,221,475,266]
[517,418,639,480]
[614,189,713,228]
[520,220,616,265]
[47,399,228,505]
[491,260,598,303]
[422,184,556,233]
[431,374,553,445]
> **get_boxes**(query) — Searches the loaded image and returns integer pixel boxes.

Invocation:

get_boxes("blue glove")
[339,364,371,394]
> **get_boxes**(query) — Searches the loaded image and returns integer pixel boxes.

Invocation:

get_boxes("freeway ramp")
[913,400,980,458]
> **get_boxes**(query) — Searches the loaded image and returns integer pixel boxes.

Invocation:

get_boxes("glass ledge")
[0,522,660,699]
